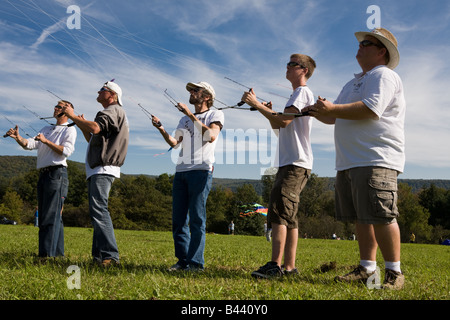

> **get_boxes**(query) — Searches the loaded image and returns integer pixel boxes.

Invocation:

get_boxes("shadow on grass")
[0,250,358,287]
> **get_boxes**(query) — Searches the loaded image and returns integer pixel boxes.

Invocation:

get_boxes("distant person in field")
[241,53,315,278]
[62,80,129,268]
[5,100,77,258]
[228,220,234,235]
[152,81,224,272]
[303,28,405,289]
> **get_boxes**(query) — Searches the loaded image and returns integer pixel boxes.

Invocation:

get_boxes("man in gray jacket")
[63,80,129,267]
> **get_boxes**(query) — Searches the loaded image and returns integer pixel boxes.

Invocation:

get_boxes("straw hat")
[355,28,399,69]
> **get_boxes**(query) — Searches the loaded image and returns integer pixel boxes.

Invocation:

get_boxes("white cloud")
[30,19,66,49]
[1,0,450,179]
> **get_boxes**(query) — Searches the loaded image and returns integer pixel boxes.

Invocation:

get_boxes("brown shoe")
[334,265,375,284]
[382,269,404,290]
[99,259,119,268]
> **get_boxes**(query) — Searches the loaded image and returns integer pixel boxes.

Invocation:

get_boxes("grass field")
[0,225,448,302]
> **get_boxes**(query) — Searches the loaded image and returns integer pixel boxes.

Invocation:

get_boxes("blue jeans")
[37,166,68,257]
[172,170,212,268]
[87,174,119,262]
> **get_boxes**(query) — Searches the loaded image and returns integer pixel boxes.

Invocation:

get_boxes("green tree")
[0,189,23,223]
[11,169,39,205]
[397,183,432,243]
[418,184,450,229]
[227,184,265,235]
[206,185,233,233]
[66,161,88,207]
[298,174,334,217]
[261,169,277,204]
[109,175,172,231]
[155,173,173,196]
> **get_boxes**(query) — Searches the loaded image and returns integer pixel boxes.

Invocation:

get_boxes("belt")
[40,165,65,173]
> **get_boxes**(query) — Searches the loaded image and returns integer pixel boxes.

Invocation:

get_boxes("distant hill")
[0,156,37,179]
[0,155,84,179]
[0,155,449,194]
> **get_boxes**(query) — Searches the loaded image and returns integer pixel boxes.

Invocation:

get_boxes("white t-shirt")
[334,65,406,172]
[274,86,314,169]
[175,109,224,172]
[25,123,77,169]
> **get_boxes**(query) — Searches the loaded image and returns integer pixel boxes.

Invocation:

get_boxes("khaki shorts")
[268,165,310,229]
[335,166,399,225]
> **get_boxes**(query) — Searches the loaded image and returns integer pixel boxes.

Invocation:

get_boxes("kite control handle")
[237,102,257,111]
[271,111,311,117]
[237,89,257,111]
[152,120,162,128]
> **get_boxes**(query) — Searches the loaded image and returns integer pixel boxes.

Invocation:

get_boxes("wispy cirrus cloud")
[1,0,450,179]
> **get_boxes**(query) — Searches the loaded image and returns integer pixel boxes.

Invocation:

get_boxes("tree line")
[0,159,449,244]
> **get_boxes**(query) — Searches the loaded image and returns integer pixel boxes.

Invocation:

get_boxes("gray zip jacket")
[87,104,129,169]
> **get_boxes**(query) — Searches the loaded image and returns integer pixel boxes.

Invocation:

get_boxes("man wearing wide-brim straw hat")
[303,28,406,289]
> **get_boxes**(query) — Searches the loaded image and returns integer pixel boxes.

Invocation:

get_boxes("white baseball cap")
[103,80,123,106]
[186,81,215,100]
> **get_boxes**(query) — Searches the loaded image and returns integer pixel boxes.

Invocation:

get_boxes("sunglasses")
[287,61,305,68]
[99,87,113,92]
[54,105,63,109]
[359,40,385,48]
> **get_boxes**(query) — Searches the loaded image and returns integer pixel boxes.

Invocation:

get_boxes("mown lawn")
[0,225,448,302]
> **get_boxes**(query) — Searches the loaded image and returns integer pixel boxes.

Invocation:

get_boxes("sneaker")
[168,263,187,272]
[251,261,283,279]
[283,268,299,277]
[382,269,404,290]
[186,264,205,272]
[334,265,375,284]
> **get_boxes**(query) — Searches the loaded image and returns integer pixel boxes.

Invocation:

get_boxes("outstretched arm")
[303,97,377,124]
[152,115,182,148]
[241,89,297,130]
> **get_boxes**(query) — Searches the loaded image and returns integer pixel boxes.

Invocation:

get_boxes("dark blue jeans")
[172,170,212,268]
[87,174,119,262]
[37,166,68,257]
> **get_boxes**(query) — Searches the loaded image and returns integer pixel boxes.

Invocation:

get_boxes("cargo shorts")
[268,165,310,229]
[335,166,399,225]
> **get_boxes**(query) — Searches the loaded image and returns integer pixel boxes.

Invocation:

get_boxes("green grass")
[0,225,448,300]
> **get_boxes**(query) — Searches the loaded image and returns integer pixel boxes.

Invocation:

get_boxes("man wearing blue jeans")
[63,80,129,267]
[152,81,224,271]
[6,100,77,258]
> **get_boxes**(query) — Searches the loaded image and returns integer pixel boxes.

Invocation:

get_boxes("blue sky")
[1,0,449,180]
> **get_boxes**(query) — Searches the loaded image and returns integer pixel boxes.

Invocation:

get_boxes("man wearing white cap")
[304,28,405,289]
[152,81,224,271]
[63,80,129,267]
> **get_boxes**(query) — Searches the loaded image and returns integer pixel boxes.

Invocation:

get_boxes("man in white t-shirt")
[304,28,405,289]
[6,100,77,258]
[152,81,224,271]
[241,53,316,278]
